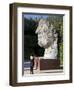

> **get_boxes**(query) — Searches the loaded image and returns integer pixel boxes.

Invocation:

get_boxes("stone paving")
[24,68,63,75]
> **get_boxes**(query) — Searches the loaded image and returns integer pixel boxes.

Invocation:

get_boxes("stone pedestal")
[37,59,60,70]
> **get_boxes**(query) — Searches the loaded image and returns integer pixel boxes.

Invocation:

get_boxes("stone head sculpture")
[35,19,58,59]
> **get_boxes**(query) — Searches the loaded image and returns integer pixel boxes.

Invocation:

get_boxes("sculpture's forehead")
[35,19,55,34]
[36,19,49,33]
[39,19,48,25]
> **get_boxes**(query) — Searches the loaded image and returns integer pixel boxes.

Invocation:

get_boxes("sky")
[23,13,64,20]
[23,13,49,19]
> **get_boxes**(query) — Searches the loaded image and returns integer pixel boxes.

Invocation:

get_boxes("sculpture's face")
[36,19,54,48]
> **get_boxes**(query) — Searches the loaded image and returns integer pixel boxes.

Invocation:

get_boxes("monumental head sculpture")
[35,19,58,59]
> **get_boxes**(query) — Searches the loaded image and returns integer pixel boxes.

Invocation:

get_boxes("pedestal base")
[38,59,60,70]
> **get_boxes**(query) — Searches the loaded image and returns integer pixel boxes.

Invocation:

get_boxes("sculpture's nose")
[35,27,40,34]
[35,28,38,34]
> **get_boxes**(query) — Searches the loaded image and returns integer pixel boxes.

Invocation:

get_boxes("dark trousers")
[30,66,34,74]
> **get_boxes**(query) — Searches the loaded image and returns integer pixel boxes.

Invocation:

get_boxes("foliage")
[24,17,44,60]
[47,15,63,65]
